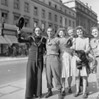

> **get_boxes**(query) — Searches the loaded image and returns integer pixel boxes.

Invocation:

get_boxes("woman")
[17,27,46,99]
[67,27,76,93]
[90,27,99,91]
[56,27,73,95]
[72,26,90,98]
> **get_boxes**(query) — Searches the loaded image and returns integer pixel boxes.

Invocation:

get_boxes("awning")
[4,35,18,45]
[0,36,8,44]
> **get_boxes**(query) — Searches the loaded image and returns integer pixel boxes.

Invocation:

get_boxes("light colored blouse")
[73,37,90,53]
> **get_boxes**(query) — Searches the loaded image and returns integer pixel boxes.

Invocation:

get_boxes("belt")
[96,56,99,58]
[46,54,59,56]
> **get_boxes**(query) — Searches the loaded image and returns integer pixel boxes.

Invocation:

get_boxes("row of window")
[1,11,75,28]
[45,0,75,17]
[1,0,75,24]
[1,0,75,17]
[76,2,97,19]
[34,6,75,26]
[1,0,29,12]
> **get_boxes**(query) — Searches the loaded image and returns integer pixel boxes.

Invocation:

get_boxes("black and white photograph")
[0,0,99,99]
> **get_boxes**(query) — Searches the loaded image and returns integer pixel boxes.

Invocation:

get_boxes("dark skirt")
[25,59,43,98]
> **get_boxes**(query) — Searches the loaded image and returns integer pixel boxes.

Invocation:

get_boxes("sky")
[62,0,99,22]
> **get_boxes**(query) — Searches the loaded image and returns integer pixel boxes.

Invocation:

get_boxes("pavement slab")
[0,73,98,99]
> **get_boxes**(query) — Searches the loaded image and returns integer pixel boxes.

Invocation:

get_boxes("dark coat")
[74,50,89,69]
[18,33,46,97]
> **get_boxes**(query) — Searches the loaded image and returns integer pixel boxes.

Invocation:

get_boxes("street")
[0,59,27,85]
[0,59,99,99]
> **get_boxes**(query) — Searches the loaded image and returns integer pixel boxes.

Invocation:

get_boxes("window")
[24,18,29,27]
[34,21,38,27]
[34,6,38,16]
[73,21,75,27]
[65,10,67,14]
[69,20,71,26]
[65,18,67,25]
[49,1,51,6]
[48,12,52,20]
[60,7,62,11]
[55,15,57,22]
[55,4,57,9]
[14,0,20,9]
[24,2,29,12]
[13,14,20,25]
[1,0,8,6]
[1,12,8,23]
[69,11,71,15]
[41,21,46,31]
[54,25,58,33]
[42,9,45,18]
[60,16,62,24]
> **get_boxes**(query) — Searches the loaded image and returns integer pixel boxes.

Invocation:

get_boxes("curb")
[0,57,28,62]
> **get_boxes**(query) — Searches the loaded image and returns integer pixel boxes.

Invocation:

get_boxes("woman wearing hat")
[71,26,90,98]
[17,26,46,99]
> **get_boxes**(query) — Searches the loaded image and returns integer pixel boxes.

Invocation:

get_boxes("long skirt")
[61,52,72,78]
[25,59,43,98]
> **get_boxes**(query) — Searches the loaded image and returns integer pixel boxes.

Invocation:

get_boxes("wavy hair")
[75,26,87,37]
[55,28,66,37]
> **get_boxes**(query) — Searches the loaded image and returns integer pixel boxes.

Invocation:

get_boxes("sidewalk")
[0,73,99,99]
[0,56,28,62]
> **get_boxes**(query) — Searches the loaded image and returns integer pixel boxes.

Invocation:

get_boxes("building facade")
[0,0,76,33]
[0,0,76,55]
[64,0,98,36]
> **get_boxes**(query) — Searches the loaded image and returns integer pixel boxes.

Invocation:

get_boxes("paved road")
[0,59,27,85]
[0,59,99,99]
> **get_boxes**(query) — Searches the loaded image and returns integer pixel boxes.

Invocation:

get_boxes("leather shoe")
[45,91,52,98]
[82,93,88,98]
[68,87,72,93]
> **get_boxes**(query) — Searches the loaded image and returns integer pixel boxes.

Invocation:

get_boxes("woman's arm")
[18,34,33,43]
[85,38,90,53]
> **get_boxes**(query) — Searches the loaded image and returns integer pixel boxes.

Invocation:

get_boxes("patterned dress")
[59,37,73,78]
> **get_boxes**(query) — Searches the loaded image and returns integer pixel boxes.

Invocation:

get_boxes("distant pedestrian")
[17,26,46,99]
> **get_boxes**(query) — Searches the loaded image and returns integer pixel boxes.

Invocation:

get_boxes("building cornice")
[76,9,97,22]
[76,8,97,22]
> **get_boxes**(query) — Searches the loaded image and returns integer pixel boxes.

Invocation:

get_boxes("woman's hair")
[55,28,66,37]
[75,26,86,37]
[47,27,54,32]
[91,26,99,32]
[67,26,74,32]
[33,26,42,33]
